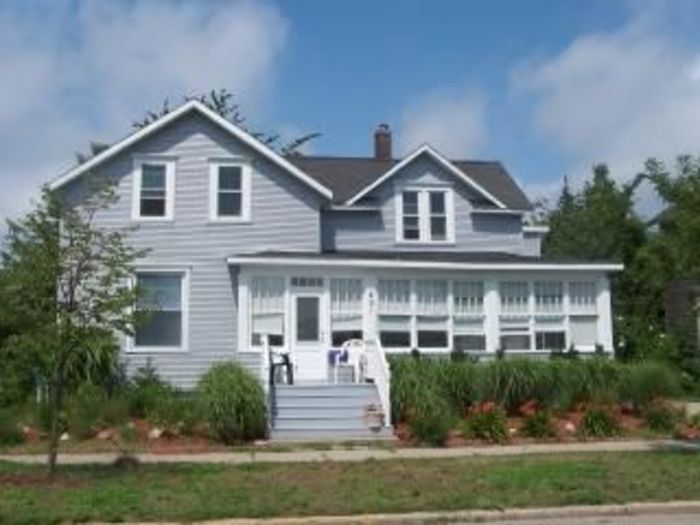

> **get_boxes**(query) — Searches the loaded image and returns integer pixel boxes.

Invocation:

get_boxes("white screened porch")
[234,262,617,387]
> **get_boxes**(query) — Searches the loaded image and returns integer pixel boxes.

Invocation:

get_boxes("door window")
[296,296,320,342]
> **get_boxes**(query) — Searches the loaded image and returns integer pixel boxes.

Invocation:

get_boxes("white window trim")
[395,186,455,244]
[209,159,252,222]
[127,267,190,354]
[131,156,176,221]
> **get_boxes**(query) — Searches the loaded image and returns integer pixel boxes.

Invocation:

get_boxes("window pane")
[135,311,182,347]
[403,215,419,240]
[296,297,319,342]
[535,331,566,350]
[453,334,486,351]
[430,217,446,240]
[429,191,445,214]
[141,164,166,189]
[140,198,166,217]
[138,274,181,310]
[500,334,531,350]
[418,330,447,347]
[218,192,241,217]
[380,331,411,347]
[218,166,242,190]
[402,191,418,214]
[332,330,363,347]
[379,314,411,347]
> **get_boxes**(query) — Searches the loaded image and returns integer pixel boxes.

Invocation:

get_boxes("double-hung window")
[210,160,251,221]
[398,188,454,243]
[133,270,188,352]
[133,158,175,220]
[569,281,599,348]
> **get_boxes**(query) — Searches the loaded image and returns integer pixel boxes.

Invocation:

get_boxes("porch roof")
[227,251,623,272]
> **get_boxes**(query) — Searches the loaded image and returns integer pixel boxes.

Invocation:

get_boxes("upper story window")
[132,158,175,221]
[209,160,251,222]
[397,187,454,243]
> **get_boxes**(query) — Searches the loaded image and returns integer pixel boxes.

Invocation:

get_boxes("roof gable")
[49,101,333,200]
[345,146,507,208]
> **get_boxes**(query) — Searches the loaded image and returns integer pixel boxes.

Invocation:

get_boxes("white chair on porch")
[335,339,367,384]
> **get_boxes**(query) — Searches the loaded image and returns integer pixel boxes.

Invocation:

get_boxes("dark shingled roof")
[286,155,532,210]
[232,250,621,267]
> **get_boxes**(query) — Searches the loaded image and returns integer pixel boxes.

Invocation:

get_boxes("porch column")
[597,277,614,353]
[484,279,500,353]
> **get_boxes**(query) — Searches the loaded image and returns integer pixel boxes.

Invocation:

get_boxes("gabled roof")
[345,145,507,208]
[48,100,334,200]
[287,148,532,210]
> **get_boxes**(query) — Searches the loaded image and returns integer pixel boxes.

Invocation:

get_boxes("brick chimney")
[374,123,392,160]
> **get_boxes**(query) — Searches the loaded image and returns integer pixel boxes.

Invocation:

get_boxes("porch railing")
[365,337,392,427]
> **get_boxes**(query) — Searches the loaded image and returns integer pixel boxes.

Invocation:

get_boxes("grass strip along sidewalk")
[1,450,699,524]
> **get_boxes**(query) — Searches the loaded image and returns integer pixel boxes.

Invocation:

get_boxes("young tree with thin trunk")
[0,183,146,477]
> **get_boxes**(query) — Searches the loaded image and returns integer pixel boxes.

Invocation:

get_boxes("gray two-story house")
[50,101,621,439]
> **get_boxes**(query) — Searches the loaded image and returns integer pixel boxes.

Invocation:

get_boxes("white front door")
[292,292,326,382]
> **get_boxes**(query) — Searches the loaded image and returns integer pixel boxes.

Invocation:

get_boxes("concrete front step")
[269,427,393,441]
[270,383,390,441]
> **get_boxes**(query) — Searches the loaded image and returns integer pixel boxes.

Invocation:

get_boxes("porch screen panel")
[378,279,411,348]
[251,276,285,347]
[453,280,485,352]
[416,280,448,348]
[331,278,363,346]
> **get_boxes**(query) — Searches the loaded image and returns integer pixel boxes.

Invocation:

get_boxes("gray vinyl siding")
[62,112,323,389]
[322,154,529,254]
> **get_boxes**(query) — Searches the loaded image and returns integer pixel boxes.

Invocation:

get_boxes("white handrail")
[365,337,391,427]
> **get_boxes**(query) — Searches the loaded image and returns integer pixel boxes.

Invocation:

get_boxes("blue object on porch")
[327,348,349,366]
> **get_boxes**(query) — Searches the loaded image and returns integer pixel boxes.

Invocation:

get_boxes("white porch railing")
[364,337,392,427]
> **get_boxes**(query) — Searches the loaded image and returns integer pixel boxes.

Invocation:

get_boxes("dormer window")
[132,157,175,221]
[209,160,251,222]
[397,187,454,243]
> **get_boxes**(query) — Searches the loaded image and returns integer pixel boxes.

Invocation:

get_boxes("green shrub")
[198,362,266,444]
[579,405,619,438]
[521,410,558,439]
[126,366,176,419]
[0,408,24,446]
[65,384,129,440]
[148,392,200,435]
[464,405,508,443]
[407,388,455,446]
[642,402,681,433]
[618,362,680,409]
[475,359,557,412]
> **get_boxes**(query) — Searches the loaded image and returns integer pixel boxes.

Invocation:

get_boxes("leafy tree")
[0,183,146,476]
[543,164,652,360]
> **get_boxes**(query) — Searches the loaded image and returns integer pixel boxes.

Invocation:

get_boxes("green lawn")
[1,451,699,524]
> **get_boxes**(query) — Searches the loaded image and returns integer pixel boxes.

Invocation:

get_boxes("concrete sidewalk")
[89,501,700,524]
[2,439,699,466]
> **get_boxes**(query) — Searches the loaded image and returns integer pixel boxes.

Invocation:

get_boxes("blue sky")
[2,0,700,219]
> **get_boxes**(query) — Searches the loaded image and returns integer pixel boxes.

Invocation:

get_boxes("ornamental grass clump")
[521,410,558,439]
[198,362,267,444]
[579,405,620,438]
[618,362,680,410]
[464,403,509,443]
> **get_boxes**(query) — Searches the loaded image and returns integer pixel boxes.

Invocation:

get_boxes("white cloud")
[398,88,487,158]
[0,0,289,223]
[513,12,700,212]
